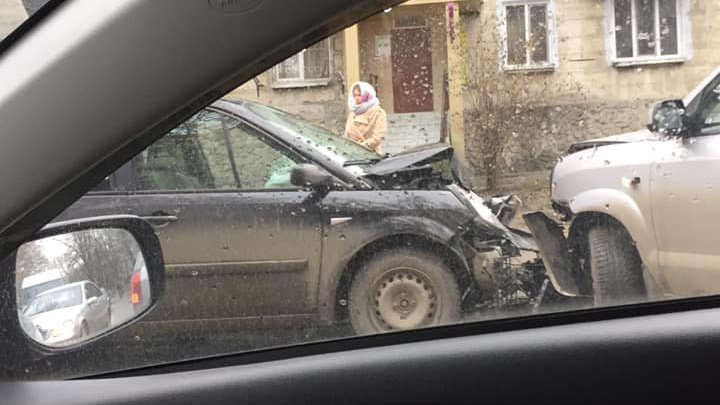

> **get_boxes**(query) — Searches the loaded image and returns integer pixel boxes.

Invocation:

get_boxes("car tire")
[587,221,646,306]
[348,248,461,334]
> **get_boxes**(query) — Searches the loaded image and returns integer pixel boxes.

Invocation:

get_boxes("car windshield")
[245,102,380,166]
[24,285,82,317]
[20,279,64,307]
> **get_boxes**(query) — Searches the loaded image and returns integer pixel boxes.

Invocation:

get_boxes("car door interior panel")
[3,302,720,404]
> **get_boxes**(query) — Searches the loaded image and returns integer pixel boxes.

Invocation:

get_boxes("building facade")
[2,0,719,170]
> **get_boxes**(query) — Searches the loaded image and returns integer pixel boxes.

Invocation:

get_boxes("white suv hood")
[567,129,662,154]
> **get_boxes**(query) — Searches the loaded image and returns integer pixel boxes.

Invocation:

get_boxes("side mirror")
[14,215,164,348]
[291,164,334,189]
[648,99,687,136]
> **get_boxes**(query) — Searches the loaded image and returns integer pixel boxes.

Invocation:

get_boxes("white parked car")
[525,66,720,305]
[23,281,111,346]
[19,269,64,311]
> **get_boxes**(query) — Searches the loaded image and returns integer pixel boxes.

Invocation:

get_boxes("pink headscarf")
[348,81,380,115]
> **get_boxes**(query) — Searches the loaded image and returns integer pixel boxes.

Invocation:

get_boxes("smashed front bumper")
[523,211,588,297]
[455,218,549,309]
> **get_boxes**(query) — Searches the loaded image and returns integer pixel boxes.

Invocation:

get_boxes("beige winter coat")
[344,106,387,155]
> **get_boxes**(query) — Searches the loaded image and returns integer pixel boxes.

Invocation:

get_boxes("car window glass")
[8,0,720,380]
[135,111,238,191]
[227,122,300,190]
[86,284,102,299]
[24,286,83,317]
[701,85,720,127]
[246,102,377,162]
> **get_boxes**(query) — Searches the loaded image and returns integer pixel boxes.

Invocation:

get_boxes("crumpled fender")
[379,215,460,244]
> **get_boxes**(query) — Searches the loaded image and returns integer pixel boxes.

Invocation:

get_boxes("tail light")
[131,271,142,305]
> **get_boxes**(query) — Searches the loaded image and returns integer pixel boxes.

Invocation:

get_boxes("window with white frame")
[607,0,691,65]
[499,0,558,70]
[273,39,331,88]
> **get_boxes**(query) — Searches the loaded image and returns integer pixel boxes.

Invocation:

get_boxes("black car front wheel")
[348,248,461,334]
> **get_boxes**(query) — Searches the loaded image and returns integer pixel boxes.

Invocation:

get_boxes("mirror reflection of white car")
[19,269,64,311]
[23,281,111,346]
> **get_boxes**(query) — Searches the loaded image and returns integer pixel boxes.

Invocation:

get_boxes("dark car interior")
[1,0,720,404]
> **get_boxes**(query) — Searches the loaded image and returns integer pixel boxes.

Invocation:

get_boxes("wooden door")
[391,28,434,113]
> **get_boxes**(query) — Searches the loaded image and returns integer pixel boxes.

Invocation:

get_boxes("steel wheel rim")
[369,267,438,331]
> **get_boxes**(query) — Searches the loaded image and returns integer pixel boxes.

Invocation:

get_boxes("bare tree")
[15,241,55,279]
[53,230,138,297]
[459,7,585,191]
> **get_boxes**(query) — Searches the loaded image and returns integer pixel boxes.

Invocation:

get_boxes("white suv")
[525,66,720,305]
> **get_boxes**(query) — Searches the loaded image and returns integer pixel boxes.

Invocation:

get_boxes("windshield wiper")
[343,158,381,167]
[343,153,390,167]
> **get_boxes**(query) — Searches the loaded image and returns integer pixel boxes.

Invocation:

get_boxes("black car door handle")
[140,213,178,228]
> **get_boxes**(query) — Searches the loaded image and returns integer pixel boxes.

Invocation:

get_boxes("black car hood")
[364,143,476,189]
[365,143,454,177]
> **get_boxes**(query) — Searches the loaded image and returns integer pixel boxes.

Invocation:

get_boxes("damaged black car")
[56,100,549,335]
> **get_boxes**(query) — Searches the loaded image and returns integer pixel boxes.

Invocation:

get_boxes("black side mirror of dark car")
[291,164,334,189]
[648,99,687,136]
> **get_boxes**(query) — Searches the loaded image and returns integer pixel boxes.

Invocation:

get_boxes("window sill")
[611,57,687,68]
[272,79,331,89]
[502,64,557,73]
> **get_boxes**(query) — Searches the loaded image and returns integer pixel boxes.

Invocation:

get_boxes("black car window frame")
[225,123,301,191]
[207,107,328,192]
[226,112,364,191]
[239,103,374,189]
[85,162,137,195]
[127,110,243,194]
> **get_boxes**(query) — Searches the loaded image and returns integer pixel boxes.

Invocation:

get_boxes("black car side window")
[135,111,239,191]
[227,123,299,190]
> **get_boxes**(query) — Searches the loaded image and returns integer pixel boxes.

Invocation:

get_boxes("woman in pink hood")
[344,81,387,155]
